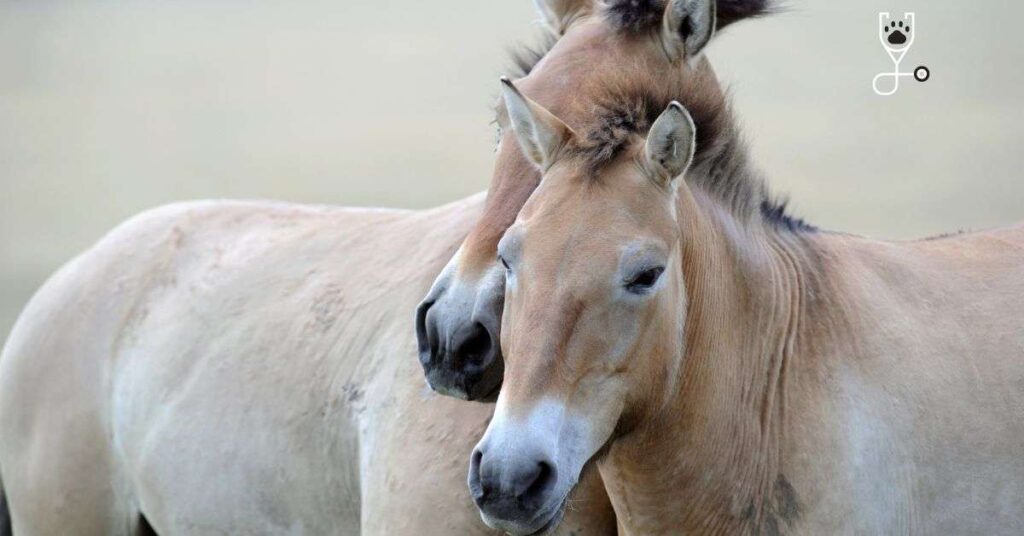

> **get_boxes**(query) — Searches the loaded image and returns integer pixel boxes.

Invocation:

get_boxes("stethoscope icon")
[872,12,930,96]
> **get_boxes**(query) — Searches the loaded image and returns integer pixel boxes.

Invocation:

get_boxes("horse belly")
[120,383,362,535]
[110,301,363,534]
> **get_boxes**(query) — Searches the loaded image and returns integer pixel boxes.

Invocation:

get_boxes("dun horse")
[0,1,652,532]
[417,0,775,401]
[0,198,621,535]
[0,0,775,533]
[470,20,1024,536]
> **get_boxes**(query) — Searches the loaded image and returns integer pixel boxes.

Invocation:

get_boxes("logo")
[872,12,930,96]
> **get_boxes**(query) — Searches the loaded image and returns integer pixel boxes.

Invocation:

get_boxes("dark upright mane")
[605,0,777,34]
[566,61,813,232]
[715,0,778,28]
[513,0,777,78]
[566,62,727,176]
[503,0,809,232]
[510,0,777,77]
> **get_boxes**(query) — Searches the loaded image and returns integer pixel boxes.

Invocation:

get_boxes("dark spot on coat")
[753,475,802,535]
[742,501,756,521]
[342,383,363,403]
[772,474,801,524]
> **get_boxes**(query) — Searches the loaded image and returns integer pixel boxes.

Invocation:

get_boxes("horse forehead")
[521,180,593,233]
[564,168,665,218]
[524,171,643,230]
[523,202,636,274]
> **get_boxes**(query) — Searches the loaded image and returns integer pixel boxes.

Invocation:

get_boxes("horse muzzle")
[415,275,504,401]
[468,440,564,535]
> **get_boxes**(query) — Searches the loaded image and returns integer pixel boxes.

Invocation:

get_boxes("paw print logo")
[883,18,911,47]
[873,12,929,96]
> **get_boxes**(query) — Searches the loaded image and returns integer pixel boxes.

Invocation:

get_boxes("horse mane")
[565,60,813,232]
[605,0,778,33]
[510,0,777,78]
[504,0,811,232]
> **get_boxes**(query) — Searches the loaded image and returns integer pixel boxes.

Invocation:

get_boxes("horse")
[0,1,775,533]
[0,1,651,530]
[467,16,1024,536]
[0,196,618,535]
[415,0,776,401]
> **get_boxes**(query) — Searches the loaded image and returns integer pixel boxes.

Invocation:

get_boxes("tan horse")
[470,32,1024,536]
[416,0,776,401]
[0,197,618,535]
[0,0,720,532]
[0,0,760,531]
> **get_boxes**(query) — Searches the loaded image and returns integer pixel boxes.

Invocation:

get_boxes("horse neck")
[602,171,825,534]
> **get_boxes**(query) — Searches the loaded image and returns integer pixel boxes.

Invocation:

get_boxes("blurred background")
[2,0,1022,337]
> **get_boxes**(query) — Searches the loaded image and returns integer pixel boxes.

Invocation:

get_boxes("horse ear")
[500,77,573,171]
[644,101,696,185]
[662,0,716,62]
[533,0,590,34]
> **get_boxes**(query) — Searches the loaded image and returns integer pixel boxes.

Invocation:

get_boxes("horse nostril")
[454,322,494,369]
[415,300,439,366]
[520,460,557,504]
[469,449,488,503]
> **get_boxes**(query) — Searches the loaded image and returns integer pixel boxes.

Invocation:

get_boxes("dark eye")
[625,266,664,294]
[498,255,511,271]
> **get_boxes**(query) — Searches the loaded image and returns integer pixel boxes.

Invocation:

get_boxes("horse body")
[795,228,1024,534]
[416,0,780,402]
[0,196,615,535]
[474,30,1024,531]
[592,215,1024,536]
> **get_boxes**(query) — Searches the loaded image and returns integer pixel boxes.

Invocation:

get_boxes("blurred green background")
[2,0,1023,337]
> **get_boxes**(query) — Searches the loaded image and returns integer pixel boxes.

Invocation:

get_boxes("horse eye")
[625,266,665,294]
[498,255,511,271]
